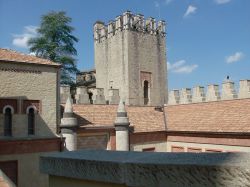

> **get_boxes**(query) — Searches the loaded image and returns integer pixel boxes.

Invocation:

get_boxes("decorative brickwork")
[0,99,17,114]
[0,67,41,74]
[22,100,41,114]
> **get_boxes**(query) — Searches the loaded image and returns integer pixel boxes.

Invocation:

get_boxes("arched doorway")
[143,80,149,105]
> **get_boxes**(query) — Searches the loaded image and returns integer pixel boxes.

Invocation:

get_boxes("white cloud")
[154,1,160,8]
[184,5,197,18]
[215,0,231,4]
[226,52,244,63]
[12,25,38,48]
[168,60,198,74]
[165,0,173,5]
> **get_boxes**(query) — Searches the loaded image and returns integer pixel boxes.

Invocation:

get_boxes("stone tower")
[94,11,168,106]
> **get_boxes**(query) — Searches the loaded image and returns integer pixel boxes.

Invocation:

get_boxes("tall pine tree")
[28,11,79,85]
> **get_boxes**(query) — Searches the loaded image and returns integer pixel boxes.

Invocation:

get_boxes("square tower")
[94,11,168,106]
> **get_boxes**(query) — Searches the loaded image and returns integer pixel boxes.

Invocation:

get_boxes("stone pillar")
[180,88,192,104]
[192,86,205,103]
[93,88,106,104]
[206,84,220,101]
[221,81,237,100]
[75,86,90,104]
[60,97,78,151]
[114,100,130,151]
[60,85,70,104]
[108,89,120,104]
[168,90,180,105]
[238,80,250,99]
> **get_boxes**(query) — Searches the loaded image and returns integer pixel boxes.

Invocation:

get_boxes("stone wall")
[40,150,250,187]
[94,11,167,106]
[168,80,250,105]
[0,62,60,137]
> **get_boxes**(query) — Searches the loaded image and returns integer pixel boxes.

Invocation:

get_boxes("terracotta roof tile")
[0,48,60,66]
[72,105,166,133]
[72,98,250,133]
[166,98,250,133]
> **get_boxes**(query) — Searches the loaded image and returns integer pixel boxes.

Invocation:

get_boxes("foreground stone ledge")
[40,150,250,187]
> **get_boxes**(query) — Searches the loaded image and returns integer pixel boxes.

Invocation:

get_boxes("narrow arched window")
[144,81,149,105]
[4,107,12,136]
[28,108,35,135]
[88,92,93,104]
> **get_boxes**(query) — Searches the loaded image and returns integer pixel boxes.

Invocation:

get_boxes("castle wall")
[95,31,129,104]
[0,62,60,137]
[127,31,167,106]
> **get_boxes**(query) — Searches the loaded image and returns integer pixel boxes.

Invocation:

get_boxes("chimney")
[168,90,180,105]
[192,86,205,103]
[180,88,192,104]
[221,81,237,100]
[238,80,250,99]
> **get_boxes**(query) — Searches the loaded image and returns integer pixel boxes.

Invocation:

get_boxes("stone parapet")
[40,150,250,187]
[108,89,120,105]
[168,79,250,105]
[60,85,70,104]
[92,88,106,104]
[93,11,166,43]
[75,86,90,104]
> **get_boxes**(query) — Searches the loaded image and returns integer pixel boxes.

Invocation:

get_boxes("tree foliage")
[28,11,79,85]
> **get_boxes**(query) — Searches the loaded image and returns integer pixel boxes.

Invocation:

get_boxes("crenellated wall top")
[93,11,166,43]
[168,80,250,105]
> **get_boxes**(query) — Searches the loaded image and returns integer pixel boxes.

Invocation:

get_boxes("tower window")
[3,106,13,136]
[144,80,149,105]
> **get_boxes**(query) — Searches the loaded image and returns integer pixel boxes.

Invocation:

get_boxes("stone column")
[60,97,78,151]
[114,100,130,151]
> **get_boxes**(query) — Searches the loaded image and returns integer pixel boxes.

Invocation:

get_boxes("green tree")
[28,11,79,85]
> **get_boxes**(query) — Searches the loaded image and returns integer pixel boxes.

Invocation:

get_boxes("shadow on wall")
[0,96,57,138]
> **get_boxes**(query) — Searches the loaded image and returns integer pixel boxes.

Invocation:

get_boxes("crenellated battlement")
[168,80,250,105]
[93,11,166,43]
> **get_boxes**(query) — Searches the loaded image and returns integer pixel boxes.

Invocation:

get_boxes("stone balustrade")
[168,80,250,105]
[40,150,250,187]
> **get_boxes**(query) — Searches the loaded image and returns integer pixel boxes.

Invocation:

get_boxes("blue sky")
[0,0,249,90]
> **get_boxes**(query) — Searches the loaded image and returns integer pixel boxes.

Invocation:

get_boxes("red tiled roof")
[72,98,250,133]
[166,98,250,133]
[73,104,165,133]
[0,48,60,66]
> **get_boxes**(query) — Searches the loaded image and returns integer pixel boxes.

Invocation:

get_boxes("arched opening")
[88,92,93,104]
[144,80,149,105]
[28,108,35,135]
[4,107,12,136]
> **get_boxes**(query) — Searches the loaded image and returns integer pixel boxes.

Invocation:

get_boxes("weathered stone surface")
[40,150,250,187]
